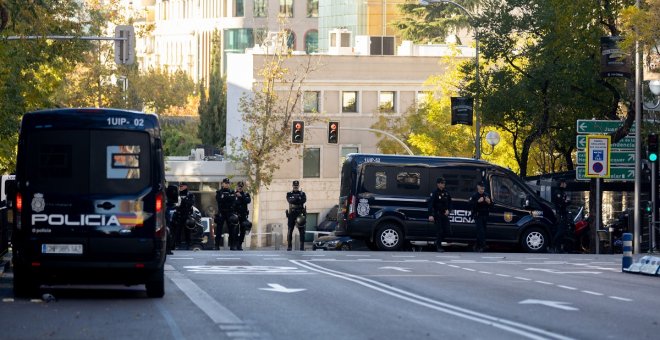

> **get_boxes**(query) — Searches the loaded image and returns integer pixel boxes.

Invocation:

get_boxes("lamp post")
[644,80,660,110]
[420,0,480,159]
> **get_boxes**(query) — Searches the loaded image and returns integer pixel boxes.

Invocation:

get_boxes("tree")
[230,28,320,244]
[0,0,90,173]
[198,30,227,150]
[390,0,480,44]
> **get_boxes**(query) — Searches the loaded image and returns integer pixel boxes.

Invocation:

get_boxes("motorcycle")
[567,206,628,254]
[171,193,209,250]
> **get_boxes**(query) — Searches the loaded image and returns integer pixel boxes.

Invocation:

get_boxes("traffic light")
[292,120,304,144]
[328,121,339,144]
[648,133,658,162]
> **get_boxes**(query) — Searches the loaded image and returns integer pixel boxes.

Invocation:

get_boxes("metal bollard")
[223,233,229,249]
[622,232,633,271]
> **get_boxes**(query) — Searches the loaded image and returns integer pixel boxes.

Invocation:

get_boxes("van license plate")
[42,244,83,254]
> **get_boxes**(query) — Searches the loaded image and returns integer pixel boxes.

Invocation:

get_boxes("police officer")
[233,181,252,251]
[172,182,194,249]
[215,178,236,250]
[552,179,570,253]
[469,182,492,252]
[428,177,452,252]
[286,180,307,251]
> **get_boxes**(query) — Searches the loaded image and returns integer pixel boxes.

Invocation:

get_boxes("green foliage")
[198,31,227,149]
[160,118,201,157]
[391,0,480,44]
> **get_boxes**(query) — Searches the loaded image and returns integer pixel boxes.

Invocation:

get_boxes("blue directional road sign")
[576,119,636,134]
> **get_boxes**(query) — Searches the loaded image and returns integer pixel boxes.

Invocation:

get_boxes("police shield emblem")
[357,198,370,217]
[503,212,513,223]
[32,193,45,212]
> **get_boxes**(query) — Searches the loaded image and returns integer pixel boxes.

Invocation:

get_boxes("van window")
[430,168,481,200]
[363,165,428,196]
[491,175,527,208]
[26,129,151,195]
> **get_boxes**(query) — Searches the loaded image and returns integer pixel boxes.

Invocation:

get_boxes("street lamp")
[645,79,660,110]
[419,0,480,159]
[483,130,500,155]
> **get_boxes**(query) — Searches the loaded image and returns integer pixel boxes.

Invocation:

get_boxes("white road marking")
[184,265,309,274]
[558,285,577,290]
[168,257,194,260]
[496,274,511,277]
[258,283,306,293]
[519,299,578,311]
[379,266,412,272]
[582,290,604,296]
[535,281,553,285]
[462,268,476,272]
[609,296,633,302]
[479,271,492,274]
[515,277,532,281]
[294,260,573,340]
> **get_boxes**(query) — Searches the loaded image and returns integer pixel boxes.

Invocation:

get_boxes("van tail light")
[15,192,22,230]
[348,195,357,220]
[155,192,165,238]
[16,192,22,212]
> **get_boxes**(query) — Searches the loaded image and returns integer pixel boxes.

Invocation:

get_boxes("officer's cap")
[292,180,300,186]
[477,181,485,187]
[222,178,230,184]
[436,177,445,184]
[179,182,187,186]
[237,181,244,187]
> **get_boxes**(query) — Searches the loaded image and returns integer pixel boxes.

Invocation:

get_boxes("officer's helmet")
[295,214,306,226]
[229,214,239,225]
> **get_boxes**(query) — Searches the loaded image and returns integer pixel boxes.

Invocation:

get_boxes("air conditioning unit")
[354,36,395,55]
[328,28,353,55]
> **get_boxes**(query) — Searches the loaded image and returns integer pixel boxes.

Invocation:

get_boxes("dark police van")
[8,108,167,298]
[336,154,557,252]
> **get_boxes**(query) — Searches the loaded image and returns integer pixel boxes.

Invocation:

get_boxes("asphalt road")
[1,250,658,339]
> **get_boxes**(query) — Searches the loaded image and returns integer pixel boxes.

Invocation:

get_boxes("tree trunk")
[250,191,261,248]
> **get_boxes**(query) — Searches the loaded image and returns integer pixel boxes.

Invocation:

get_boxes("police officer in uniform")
[428,177,452,252]
[215,178,236,250]
[552,179,570,253]
[286,180,307,251]
[469,182,493,252]
[233,181,252,251]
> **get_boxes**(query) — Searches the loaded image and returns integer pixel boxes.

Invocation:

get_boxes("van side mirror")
[523,195,538,210]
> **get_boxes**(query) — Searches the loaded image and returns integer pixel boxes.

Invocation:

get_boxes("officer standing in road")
[215,178,236,250]
[469,182,493,252]
[428,177,452,252]
[233,181,252,251]
[552,179,570,253]
[286,180,307,251]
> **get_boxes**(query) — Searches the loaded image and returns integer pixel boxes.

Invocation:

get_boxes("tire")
[520,227,548,253]
[340,243,351,251]
[13,264,40,298]
[375,223,403,251]
[145,266,165,298]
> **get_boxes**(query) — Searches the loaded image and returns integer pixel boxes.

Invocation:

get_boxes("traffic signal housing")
[328,121,339,144]
[292,120,304,144]
[648,133,658,162]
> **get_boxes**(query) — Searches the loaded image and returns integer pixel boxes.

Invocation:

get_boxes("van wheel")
[520,227,548,253]
[375,223,403,251]
[13,265,40,298]
[145,266,165,298]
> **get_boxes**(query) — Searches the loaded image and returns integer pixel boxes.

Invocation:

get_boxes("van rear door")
[23,129,155,262]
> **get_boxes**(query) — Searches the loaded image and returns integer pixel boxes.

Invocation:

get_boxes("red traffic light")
[292,120,304,144]
[328,121,339,144]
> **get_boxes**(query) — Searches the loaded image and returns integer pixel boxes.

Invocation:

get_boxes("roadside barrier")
[622,232,660,276]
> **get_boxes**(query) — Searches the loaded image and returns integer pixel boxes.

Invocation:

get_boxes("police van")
[8,108,167,297]
[336,154,557,252]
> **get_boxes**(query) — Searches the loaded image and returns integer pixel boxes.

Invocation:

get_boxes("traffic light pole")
[304,126,414,155]
[653,161,657,252]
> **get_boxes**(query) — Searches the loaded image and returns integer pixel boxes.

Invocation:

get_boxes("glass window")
[342,91,358,113]
[254,0,267,17]
[375,172,387,190]
[304,212,319,241]
[307,0,318,17]
[286,30,296,50]
[340,146,358,165]
[235,0,244,17]
[303,91,320,113]
[224,28,255,52]
[304,30,318,54]
[279,0,293,17]
[303,147,320,178]
[397,172,420,189]
[255,28,268,46]
[491,175,528,209]
[107,145,141,179]
[379,91,395,113]
[430,168,481,200]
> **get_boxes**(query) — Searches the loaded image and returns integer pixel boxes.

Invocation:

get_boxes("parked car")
[316,205,339,233]
[312,235,354,251]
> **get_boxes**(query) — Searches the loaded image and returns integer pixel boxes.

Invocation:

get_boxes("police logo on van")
[503,212,513,223]
[31,193,45,213]
[357,199,370,216]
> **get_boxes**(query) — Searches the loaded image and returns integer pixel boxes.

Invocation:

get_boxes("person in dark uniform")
[215,178,236,250]
[469,182,493,252]
[233,181,252,251]
[552,179,570,253]
[286,180,307,251]
[428,177,452,252]
[172,182,194,249]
